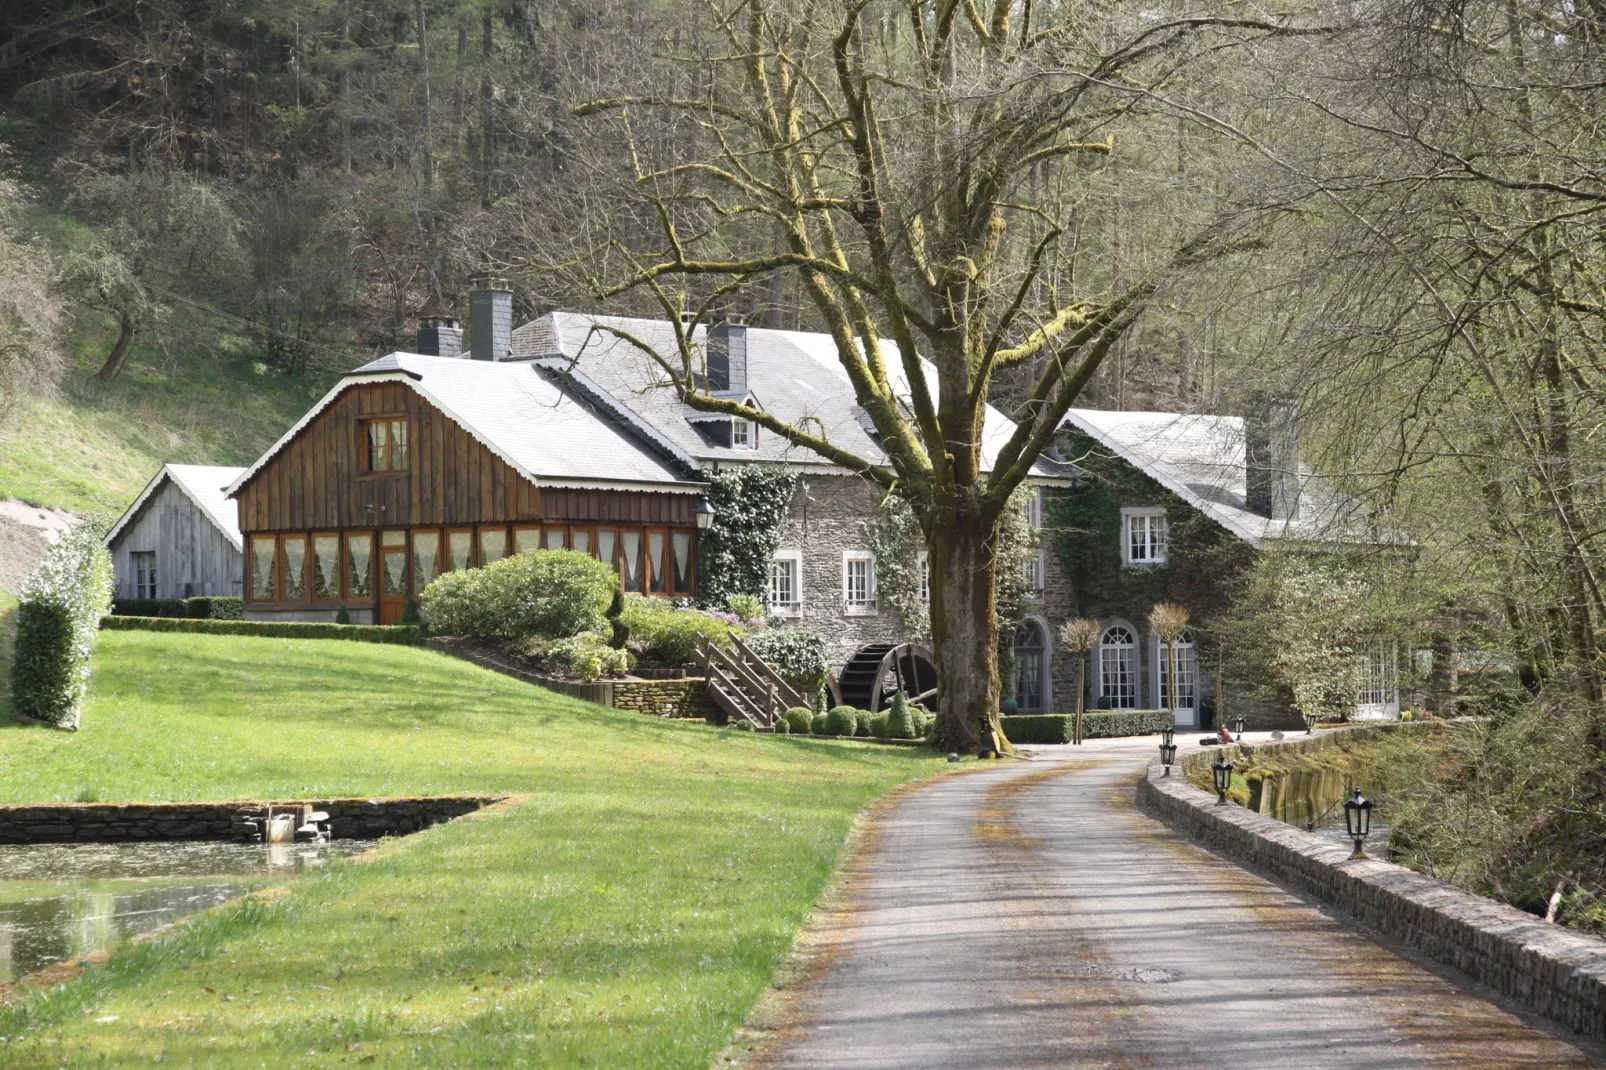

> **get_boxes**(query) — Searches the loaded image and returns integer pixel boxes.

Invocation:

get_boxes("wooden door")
[378,530,408,624]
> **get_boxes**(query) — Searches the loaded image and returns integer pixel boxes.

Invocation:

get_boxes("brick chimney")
[415,317,464,358]
[1245,398,1299,521]
[469,277,512,361]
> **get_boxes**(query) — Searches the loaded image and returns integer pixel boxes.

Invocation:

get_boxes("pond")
[0,840,375,983]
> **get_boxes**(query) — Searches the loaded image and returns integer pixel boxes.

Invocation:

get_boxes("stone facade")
[773,474,909,671]
[1139,728,1606,1043]
[0,795,498,845]
[611,679,717,718]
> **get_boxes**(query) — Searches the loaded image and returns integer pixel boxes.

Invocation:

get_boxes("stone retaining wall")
[1138,728,1606,1043]
[0,795,499,845]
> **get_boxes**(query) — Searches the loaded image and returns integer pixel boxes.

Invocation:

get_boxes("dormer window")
[1122,507,1169,566]
[731,418,756,449]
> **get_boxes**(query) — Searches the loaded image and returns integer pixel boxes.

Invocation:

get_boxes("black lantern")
[694,496,716,530]
[1159,740,1177,776]
[1343,788,1373,858]
[1211,759,1233,805]
[1303,709,1318,735]
[1160,725,1175,748]
[1231,715,1247,739]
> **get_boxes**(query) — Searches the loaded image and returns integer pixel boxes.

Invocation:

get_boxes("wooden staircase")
[697,633,807,729]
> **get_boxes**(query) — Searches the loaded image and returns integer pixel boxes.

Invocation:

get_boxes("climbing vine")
[696,465,801,609]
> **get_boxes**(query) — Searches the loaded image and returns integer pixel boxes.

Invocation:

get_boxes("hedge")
[111,596,245,620]
[13,528,114,728]
[1001,709,1176,744]
[99,616,424,644]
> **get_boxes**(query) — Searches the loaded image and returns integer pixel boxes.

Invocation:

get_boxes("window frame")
[1154,629,1199,714]
[477,526,509,568]
[513,525,542,556]
[842,550,878,616]
[730,417,757,449]
[769,549,803,616]
[360,415,411,475]
[132,551,157,600]
[344,531,375,601]
[1121,507,1169,567]
[444,527,475,573]
[248,534,278,603]
[310,532,342,602]
[1097,623,1139,709]
[916,550,930,606]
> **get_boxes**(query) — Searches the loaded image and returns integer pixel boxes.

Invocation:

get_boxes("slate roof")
[226,354,703,498]
[1060,409,1375,548]
[511,312,1074,481]
[107,464,246,551]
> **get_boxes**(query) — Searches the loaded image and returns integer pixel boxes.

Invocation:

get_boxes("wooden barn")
[106,464,246,601]
[225,353,706,624]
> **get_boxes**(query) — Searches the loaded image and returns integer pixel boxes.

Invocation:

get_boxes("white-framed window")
[769,550,802,616]
[916,551,930,605]
[1026,488,1043,530]
[1022,548,1046,597]
[133,551,157,599]
[1156,630,1198,712]
[1010,619,1049,713]
[1122,507,1169,566]
[1098,625,1139,709]
[842,551,877,615]
[1355,639,1400,719]
[730,418,757,449]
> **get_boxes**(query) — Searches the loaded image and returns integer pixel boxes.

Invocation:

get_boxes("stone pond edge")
[1136,729,1606,1044]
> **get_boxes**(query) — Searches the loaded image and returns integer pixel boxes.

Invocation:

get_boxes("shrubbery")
[12,527,113,728]
[422,550,617,640]
[885,691,916,740]
[783,707,814,734]
[111,596,244,620]
[810,712,829,736]
[746,628,829,696]
[999,710,1175,743]
[773,717,790,734]
[100,616,423,644]
[865,712,891,738]
[540,634,633,682]
[824,706,858,737]
[621,595,744,667]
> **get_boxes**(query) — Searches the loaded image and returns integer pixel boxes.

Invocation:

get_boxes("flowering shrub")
[620,595,745,667]
[746,628,829,694]
[12,526,113,728]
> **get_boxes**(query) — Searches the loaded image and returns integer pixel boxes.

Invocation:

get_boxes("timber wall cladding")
[235,381,696,533]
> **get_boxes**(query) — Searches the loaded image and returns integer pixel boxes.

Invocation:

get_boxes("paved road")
[765,734,1602,1069]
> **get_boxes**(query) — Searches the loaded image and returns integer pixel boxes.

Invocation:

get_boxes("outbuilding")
[105,464,246,601]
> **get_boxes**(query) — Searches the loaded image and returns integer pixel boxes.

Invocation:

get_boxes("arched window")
[1158,630,1198,713]
[1011,621,1047,713]
[1099,626,1138,709]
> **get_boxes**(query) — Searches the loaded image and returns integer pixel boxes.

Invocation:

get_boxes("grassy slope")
[0,327,333,517]
[0,631,937,1067]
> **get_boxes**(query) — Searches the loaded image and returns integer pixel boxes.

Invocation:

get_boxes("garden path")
[759,734,1602,1069]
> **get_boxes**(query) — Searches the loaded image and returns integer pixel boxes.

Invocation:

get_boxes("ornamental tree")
[541,0,1317,751]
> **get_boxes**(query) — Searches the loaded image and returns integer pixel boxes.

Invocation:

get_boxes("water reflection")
[0,840,374,982]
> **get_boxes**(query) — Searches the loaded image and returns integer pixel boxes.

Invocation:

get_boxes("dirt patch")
[0,499,82,595]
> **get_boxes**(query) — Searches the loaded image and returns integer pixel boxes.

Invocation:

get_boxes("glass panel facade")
[312,536,339,599]
[571,529,591,555]
[597,530,617,572]
[382,548,407,597]
[281,537,308,600]
[389,418,408,468]
[250,536,276,600]
[447,531,472,572]
[673,532,693,592]
[346,534,373,597]
[479,528,507,566]
[545,527,566,550]
[412,531,439,592]
[622,531,643,593]
[1158,633,1197,710]
[648,532,668,594]
[514,527,540,554]
[1011,621,1046,713]
[367,421,388,471]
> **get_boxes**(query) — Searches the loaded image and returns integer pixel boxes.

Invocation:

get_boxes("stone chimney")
[707,313,748,393]
[1244,398,1300,521]
[415,317,464,358]
[468,277,513,361]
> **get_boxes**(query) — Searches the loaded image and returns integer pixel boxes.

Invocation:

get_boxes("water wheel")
[833,643,938,712]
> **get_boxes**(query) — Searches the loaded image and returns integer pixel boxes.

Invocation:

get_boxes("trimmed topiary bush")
[783,707,813,734]
[732,719,755,731]
[885,691,916,740]
[998,710,1176,743]
[110,596,244,619]
[12,527,113,729]
[866,712,891,738]
[773,717,790,734]
[422,549,617,640]
[810,712,830,736]
[99,616,422,644]
[825,706,858,737]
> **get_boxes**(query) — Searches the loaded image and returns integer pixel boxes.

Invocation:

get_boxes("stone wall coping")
[1139,728,1606,1042]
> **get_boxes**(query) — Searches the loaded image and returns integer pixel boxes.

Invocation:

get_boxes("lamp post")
[1343,788,1373,858]
[1303,709,1318,735]
[1159,739,1177,777]
[1231,714,1247,740]
[694,496,716,530]
[1211,759,1233,805]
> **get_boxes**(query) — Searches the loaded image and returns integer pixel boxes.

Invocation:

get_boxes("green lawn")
[0,631,937,1066]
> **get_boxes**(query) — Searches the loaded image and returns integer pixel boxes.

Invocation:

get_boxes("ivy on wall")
[1045,432,1255,660]
[696,465,802,608]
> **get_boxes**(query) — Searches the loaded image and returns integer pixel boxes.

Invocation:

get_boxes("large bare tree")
[548,0,1314,749]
